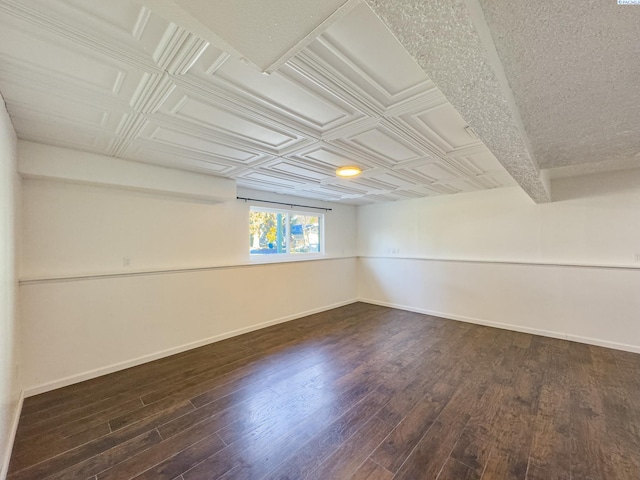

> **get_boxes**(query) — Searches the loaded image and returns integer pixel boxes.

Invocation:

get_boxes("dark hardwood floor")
[8,302,640,479]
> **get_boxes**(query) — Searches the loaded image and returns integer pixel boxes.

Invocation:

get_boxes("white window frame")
[249,206,325,261]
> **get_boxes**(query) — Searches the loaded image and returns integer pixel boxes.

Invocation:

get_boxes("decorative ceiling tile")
[58,0,151,38]
[330,121,432,168]
[320,4,427,98]
[236,170,311,189]
[408,162,459,182]
[157,87,310,154]
[391,189,432,199]
[297,3,433,114]
[338,175,394,193]
[0,0,519,204]
[283,141,376,171]
[152,24,208,75]
[10,115,115,153]
[189,54,369,137]
[0,0,163,71]
[262,159,334,182]
[438,178,481,194]
[449,148,507,176]
[138,122,269,165]
[368,172,420,189]
[124,142,236,175]
[403,103,480,152]
[2,85,127,134]
[0,22,131,97]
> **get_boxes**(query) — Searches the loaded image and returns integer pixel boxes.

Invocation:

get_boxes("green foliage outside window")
[249,208,321,255]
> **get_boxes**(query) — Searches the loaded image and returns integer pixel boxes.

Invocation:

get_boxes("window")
[249,207,323,256]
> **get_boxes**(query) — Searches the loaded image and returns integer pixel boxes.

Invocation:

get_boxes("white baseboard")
[358,297,640,355]
[25,295,639,397]
[25,298,358,397]
[1,389,24,480]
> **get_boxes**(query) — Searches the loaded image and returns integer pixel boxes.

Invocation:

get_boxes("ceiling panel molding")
[0,55,137,111]
[157,88,313,155]
[130,73,176,113]
[366,0,551,203]
[282,141,379,175]
[10,115,116,154]
[448,150,505,177]
[170,73,326,141]
[383,87,446,117]
[144,112,312,163]
[203,52,231,76]
[333,173,408,194]
[6,96,121,135]
[137,121,273,166]
[288,51,383,117]
[379,118,446,162]
[124,142,237,176]
[237,178,344,202]
[259,158,335,181]
[0,34,137,99]
[192,57,370,137]
[0,0,523,204]
[139,0,362,74]
[0,0,162,72]
[328,119,434,168]
[109,114,148,157]
[236,170,311,190]
[308,36,431,108]
[396,103,482,154]
[32,0,154,42]
[152,22,209,75]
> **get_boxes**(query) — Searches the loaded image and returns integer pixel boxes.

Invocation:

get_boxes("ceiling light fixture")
[336,166,362,178]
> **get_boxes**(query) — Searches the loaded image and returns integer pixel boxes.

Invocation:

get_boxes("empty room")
[1,0,639,479]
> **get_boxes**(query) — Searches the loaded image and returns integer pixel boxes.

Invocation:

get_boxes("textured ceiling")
[0,0,515,205]
[366,0,552,203]
[1,0,638,204]
[477,0,640,176]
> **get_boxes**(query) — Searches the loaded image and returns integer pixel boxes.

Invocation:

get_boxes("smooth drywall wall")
[358,172,640,352]
[20,172,357,279]
[21,178,250,279]
[20,143,358,393]
[0,95,21,478]
[21,258,357,394]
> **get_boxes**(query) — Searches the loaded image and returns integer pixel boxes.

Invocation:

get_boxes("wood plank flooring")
[8,303,640,479]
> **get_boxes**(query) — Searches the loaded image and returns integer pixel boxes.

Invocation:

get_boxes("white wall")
[358,171,640,353]
[20,143,358,394]
[21,137,640,397]
[0,95,21,478]
[21,258,357,394]
[21,178,248,280]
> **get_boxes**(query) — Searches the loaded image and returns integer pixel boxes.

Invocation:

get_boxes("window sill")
[249,253,325,264]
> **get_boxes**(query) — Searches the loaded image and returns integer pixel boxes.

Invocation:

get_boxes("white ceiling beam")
[365,0,552,203]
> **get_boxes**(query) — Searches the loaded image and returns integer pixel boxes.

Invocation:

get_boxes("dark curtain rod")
[237,196,332,211]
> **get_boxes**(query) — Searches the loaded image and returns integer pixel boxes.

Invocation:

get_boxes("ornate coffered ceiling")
[0,0,516,204]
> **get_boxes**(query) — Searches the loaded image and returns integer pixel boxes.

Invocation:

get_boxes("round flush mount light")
[336,166,362,178]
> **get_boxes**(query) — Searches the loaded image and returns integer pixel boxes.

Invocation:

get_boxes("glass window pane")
[289,214,320,254]
[249,211,286,254]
